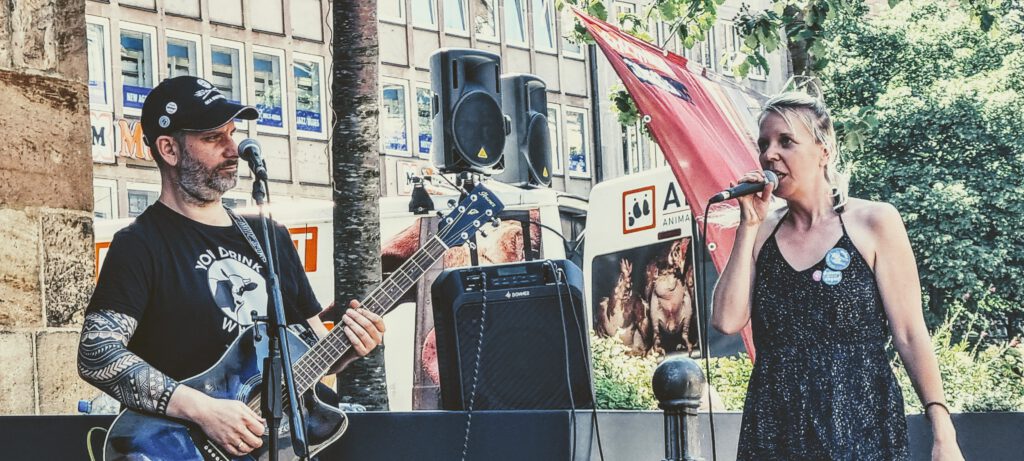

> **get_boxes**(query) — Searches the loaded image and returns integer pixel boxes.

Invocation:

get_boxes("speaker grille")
[451,91,505,168]
[525,113,552,186]
[450,293,592,410]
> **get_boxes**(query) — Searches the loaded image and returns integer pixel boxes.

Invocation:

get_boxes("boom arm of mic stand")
[253,177,310,460]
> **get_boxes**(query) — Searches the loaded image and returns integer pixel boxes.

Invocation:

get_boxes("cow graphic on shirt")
[207,258,267,327]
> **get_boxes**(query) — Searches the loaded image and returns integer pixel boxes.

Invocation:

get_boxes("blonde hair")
[758,92,849,211]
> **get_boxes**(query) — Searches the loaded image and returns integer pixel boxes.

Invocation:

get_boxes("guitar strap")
[225,206,268,265]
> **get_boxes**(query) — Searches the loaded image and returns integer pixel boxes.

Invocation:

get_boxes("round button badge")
[822,268,843,286]
[825,247,851,271]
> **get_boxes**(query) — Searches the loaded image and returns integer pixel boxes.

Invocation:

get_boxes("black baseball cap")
[141,75,259,147]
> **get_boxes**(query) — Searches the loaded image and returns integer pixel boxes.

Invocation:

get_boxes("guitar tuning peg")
[479,230,488,238]
[447,199,458,208]
[435,211,444,218]
[468,242,477,250]
[490,217,500,228]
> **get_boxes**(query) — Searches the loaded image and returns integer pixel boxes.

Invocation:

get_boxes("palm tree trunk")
[331,0,388,411]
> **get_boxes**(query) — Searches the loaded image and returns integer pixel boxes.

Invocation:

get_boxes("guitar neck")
[291,235,449,392]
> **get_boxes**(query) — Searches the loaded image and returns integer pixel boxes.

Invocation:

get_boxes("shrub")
[707,353,753,411]
[590,333,661,410]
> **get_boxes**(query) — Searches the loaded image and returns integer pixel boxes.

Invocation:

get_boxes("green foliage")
[707,353,753,411]
[822,0,1024,331]
[891,313,1024,412]
[590,333,661,409]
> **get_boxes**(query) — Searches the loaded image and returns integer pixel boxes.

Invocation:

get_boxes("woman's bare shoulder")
[843,197,904,235]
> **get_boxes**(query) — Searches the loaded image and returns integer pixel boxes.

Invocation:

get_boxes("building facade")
[86,0,789,221]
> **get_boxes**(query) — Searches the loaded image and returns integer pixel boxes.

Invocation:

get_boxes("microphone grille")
[238,138,260,160]
[763,170,779,187]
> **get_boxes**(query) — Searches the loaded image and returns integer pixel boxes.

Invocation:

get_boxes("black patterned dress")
[737,213,910,461]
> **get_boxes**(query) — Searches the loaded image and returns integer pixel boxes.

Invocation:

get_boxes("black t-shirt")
[87,201,321,381]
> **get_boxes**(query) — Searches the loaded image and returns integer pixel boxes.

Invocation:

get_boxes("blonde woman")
[711,92,965,460]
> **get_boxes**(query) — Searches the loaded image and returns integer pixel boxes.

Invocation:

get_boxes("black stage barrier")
[1,411,1022,460]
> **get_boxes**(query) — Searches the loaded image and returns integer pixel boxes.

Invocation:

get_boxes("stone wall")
[0,0,97,414]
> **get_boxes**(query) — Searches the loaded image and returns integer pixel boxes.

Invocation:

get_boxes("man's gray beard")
[176,147,237,205]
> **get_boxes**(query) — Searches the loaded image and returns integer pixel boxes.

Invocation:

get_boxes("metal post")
[652,355,706,461]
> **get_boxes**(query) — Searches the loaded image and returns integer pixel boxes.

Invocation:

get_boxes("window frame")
[531,0,557,53]
[163,0,201,19]
[291,0,325,41]
[93,178,119,220]
[293,52,328,140]
[547,104,563,176]
[125,181,161,218]
[378,0,405,25]
[208,0,244,27]
[443,0,471,36]
[411,0,439,31]
[564,106,591,179]
[117,21,159,117]
[165,29,204,80]
[504,0,529,47]
[474,0,500,43]
[250,0,285,35]
[379,77,413,157]
[207,37,248,129]
[251,45,289,135]
[560,9,584,59]
[413,83,434,160]
[86,15,114,113]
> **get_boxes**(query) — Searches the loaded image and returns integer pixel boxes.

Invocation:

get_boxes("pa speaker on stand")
[431,260,594,410]
[429,48,510,175]
[495,73,552,187]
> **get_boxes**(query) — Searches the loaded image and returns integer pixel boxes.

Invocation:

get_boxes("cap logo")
[158,115,171,128]
[165,102,178,114]
[197,79,213,89]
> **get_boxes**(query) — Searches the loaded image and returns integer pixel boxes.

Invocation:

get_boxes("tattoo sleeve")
[78,310,180,415]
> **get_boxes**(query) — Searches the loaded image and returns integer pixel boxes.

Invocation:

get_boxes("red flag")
[574,8,766,359]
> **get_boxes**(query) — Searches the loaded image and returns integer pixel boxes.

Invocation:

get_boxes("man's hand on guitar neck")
[308,300,387,375]
[167,385,266,457]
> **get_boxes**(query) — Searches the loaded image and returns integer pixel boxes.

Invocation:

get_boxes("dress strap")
[838,212,849,237]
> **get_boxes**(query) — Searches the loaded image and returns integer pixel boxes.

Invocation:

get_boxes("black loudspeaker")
[429,48,510,174]
[431,260,594,410]
[495,73,552,187]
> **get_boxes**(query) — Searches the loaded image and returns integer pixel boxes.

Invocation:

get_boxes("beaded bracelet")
[924,401,950,418]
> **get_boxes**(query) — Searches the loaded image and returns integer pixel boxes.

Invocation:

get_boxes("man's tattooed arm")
[77,310,180,415]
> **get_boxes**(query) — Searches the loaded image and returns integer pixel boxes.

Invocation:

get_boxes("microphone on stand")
[708,170,778,204]
[238,138,267,181]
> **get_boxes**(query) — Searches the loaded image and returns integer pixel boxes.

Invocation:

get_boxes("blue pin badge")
[825,247,851,271]
[822,268,843,285]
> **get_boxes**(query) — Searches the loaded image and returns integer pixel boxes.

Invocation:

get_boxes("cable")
[698,202,718,461]
[459,272,489,461]
[546,260,578,461]
[551,262,606,461]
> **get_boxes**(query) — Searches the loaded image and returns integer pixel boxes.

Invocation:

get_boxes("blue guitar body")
[103,326,347,461]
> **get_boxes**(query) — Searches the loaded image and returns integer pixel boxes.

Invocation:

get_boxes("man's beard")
[176,146,238,205]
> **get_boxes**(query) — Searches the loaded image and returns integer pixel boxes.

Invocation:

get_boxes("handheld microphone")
[708,170,778,204]
[238,138,267,180]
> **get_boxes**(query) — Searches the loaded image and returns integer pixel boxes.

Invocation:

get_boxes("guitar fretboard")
[291,235,449,392]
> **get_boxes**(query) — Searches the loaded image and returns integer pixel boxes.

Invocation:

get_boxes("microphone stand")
[250,175,310,461]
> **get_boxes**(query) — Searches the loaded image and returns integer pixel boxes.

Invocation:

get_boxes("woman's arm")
[871,203,963,459]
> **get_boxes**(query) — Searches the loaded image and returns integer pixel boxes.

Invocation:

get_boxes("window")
[252,0,285,33]
[253,47,287,132]
[294,53,327,137]
[444,0,469,35]
[126,183,160,218]
[118,0,155,9]
[379,0,404,22]
[166,30,202,79]
[93,179,118,220]
[412,0,437,29]
[86,16,113,111]
[614,2,635,26]
[209,39,246,106]
[561,11,583,58]
[505,0,528,46]
[565,108,590,178]
[474,0,498,41]
[221,196,249,209]
[697,26,717,69]
[532,0,556,52]
[164,0,200,17]
[291,0,324,41]
[210,0,243,26]
[380,79,411,156]
[119,23,157,114]
[548,105,563,175]
[415,86,433,158]
[624,124,640,174]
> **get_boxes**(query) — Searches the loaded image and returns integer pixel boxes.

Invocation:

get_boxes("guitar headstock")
[436,183,506,248]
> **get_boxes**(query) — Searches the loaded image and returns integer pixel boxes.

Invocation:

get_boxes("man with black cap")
[77,76,385,457]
